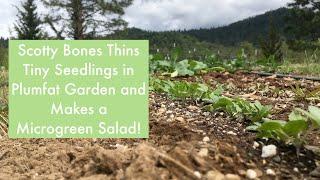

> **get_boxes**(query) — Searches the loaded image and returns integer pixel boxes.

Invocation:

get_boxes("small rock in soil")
[261,145,277,158]
[246,169,257,179]
[253,141,259,149]
[166,110,173,114]
[266,169,276,176]
[224,174,241,180]
[194,171,202,179]
[175,117,184,123]
[198,148,209,157]
[158,108,166,114]
[188,105,198,111]
[310,167,320,177]
[272,155,281,163]
[227,131,237,136]
[206,170,225,180]
[203,136,210,142]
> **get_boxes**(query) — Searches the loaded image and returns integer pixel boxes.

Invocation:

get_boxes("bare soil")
[0,72,319,180]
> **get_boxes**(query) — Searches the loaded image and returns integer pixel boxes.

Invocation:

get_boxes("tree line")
[0,0,319,65]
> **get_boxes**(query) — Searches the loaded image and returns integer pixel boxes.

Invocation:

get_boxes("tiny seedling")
[247,106,320,156]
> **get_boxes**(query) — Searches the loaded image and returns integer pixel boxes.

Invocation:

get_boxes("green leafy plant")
[150,54,208,77]
[295,106,320,128]
[149,77,174,93]
[206,97,271,122]
[247,106,320,155]
[150,78,223,101]
[168,81,208,100]
[171,59,207,77]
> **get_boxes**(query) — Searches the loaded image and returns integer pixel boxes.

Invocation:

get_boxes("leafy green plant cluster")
[150,78,223,100]
[247,106,320,153]
[150,77,320,154]
[151,77,271,123]
[150,57,208,77]
[206,97,271,122]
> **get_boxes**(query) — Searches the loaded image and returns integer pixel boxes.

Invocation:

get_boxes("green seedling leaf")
[283,120,308,137]
[246,125,259,131]
[308,106,320,125]
[258,120,284,131]
[189,60,207,71]
[174,60,194,76]
[289,111,306,121]
[296,106,320,128]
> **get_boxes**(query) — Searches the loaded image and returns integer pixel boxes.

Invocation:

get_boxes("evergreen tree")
[0,38,8,48]
[14,0,42,40]
[259,18,283,62]
[42,0,133,39]
[286,0,320,48]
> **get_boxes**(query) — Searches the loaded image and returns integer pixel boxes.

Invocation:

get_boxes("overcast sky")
[0,0,291,37]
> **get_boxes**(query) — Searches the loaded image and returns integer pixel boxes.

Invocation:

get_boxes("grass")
[0,68,8,137]
[277,63,320,76]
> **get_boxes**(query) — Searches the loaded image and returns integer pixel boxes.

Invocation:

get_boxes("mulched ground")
[0,72,319,180]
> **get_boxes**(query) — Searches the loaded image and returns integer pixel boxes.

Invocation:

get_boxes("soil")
[0,72,320,180]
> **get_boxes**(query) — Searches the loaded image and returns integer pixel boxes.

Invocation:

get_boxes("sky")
[0,0,291,37]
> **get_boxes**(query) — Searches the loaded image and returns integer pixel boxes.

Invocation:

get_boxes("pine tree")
[14,0,42,40]
[259,18,283,62]
[286,0,320,48]
[42,0,133,40]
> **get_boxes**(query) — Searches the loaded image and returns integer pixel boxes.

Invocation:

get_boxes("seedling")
[206,97,271,122]
[247,106,320,156]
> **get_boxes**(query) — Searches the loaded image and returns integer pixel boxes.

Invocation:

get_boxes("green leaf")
[174,60,194,76]
[283,120,308,137]
[258,120,284,131]
[296,106,320,128]
[189,60,207,71]
[289,111,306,121]
[308,106,320,126]
[246,125,259,131]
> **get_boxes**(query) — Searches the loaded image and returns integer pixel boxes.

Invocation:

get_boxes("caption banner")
[9,40,149,138]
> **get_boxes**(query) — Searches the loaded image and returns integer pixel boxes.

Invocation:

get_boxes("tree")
[259,18,283,62]
[14,0,42,40]
[42,0,133,40]
[286,0,320,48]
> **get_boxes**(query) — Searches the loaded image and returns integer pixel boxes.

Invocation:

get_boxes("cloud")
[0,0,291,37]
[124,0,291,31]
[0,0,19,37]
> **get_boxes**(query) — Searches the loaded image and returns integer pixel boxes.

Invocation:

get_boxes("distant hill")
[183,8,290,46]
[107,28,199,51]
[110,8,290,47]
